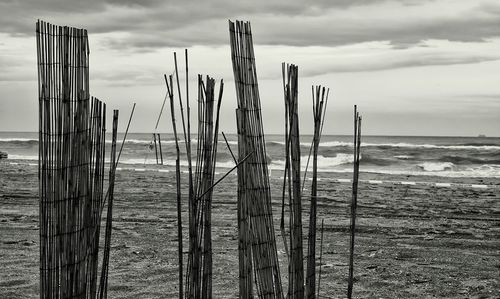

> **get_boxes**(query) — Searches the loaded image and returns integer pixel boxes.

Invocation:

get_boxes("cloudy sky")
[0,0,499,136]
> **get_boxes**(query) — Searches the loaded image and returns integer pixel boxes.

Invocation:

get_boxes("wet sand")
[1,161,499,298]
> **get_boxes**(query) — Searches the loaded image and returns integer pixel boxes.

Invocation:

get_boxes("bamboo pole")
[222,132,237,163]
[280,63,290,262]
[305,86,329,299]
[283,63,304,299]
[157,134,164,165]
[165,73,183,299]
[347,105,362,299]
[98,109,119,299]
[153,133,159,164]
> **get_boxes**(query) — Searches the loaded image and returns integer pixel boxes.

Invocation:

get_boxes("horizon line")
[0,130,498,138]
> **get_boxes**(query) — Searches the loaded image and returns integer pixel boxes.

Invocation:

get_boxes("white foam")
[417,162,455,172]
[7,155,38,160]
[362,142,500,150]
[360,166,500,178]
[471,184,488,189]
[394,155,413,160]
[268,140,500,150]
[269,154,354,171]
[400,181,416,185]
[368,180,382,184]
[0,138,37,142]
[217,161,236,169]
[435,183,451,187]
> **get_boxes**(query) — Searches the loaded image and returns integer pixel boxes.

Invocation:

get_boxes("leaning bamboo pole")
[305,86,329,299]
[98,110,119,299]
[347,106,362,299]
[166,73,183,299]
[229,20,283,299]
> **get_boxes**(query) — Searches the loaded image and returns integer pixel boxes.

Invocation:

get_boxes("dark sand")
[1,161,499,298]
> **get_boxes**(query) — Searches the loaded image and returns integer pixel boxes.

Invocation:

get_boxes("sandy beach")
[1,160,499,298]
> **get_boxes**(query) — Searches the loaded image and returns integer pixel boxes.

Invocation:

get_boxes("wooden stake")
[347,105,362,299]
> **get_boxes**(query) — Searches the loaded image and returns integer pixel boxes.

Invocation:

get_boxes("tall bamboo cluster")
[347,105,362,299]
[165,50,224,299]
[36,20,118,299]
[305,86,329,299]
[229,20,284,298]
[281,63,304,298]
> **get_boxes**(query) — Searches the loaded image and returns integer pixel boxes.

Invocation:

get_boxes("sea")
[1,132,500,178]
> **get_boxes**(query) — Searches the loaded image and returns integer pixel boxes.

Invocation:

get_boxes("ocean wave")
[417,162,455,172]
[0,138,38,142]
[371,143,500,150]
[440,155,500,165]
[363,165,500,178]
[5,154,500,178]
[268,140,352,147]
[269,154,354,171]
[267,140,500,150]
[360,154,394,166]
[394,155,414,160]
[6,154,38,160]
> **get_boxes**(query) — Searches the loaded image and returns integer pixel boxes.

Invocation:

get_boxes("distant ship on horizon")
[478,134,487,138]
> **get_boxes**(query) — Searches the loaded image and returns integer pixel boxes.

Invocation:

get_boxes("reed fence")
[36,20,119,299]
[229,20,284,299]
[282,63,304,299]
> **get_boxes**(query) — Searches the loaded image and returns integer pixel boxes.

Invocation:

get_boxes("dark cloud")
[290,51,500,77]
[1,0,499,51]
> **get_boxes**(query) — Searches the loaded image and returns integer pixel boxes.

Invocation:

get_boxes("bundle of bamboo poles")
[281,63,304,298]
[305,86,329,299]
[165,50,225,299]
[229,20,283,298]
[152,133,164,165]
[347,105,362,299]
[36,20,119,299]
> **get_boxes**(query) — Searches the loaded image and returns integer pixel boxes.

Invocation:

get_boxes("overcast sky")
[0,0,499,136]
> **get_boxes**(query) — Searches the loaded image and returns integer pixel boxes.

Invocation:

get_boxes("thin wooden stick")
[98,109,119,299]
[280,62,290,262]
[153,133,159,164]
[165,73,183,299]
[197,151,253,200]
[306,86,329,299]
[158,133,164,165]
[347,106,362,299]
[222,131,237,163]
[116,103,136,166]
